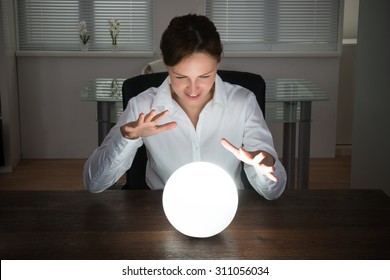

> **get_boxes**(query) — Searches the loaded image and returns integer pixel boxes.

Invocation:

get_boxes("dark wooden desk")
[1,189,389,260]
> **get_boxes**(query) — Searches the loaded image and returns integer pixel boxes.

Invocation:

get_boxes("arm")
[221,93,286,200]
[83,126,143,193]
[83,105,176,193]
[221,138,286,200]
[246,158,286,200]
[221,138,277,182]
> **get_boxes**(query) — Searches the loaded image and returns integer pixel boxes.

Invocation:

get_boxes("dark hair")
[160,14,223,66]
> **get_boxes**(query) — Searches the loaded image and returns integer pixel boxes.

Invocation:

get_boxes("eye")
[200,75,210,79]
[175,76,186,79]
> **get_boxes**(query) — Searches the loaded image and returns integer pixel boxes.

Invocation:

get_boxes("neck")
[171,85,214,128]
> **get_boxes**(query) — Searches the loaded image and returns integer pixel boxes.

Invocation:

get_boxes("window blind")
[206,0,342,53]
[17,0,153,51]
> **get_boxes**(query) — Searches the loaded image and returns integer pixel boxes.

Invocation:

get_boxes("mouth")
[186,93,201,100]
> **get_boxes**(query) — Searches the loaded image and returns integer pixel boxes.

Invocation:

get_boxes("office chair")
[121,70,266,189]
[141,58,165,74]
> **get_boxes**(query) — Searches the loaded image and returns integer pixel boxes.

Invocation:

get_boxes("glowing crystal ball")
[162,162,238,238]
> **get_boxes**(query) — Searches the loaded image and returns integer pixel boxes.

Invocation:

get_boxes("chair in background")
[141,59,166,74]
[121,70,266,189]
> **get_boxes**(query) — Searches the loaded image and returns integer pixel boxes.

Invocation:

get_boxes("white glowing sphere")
[162,162,238,238]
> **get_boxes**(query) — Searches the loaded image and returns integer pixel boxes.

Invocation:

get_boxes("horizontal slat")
[17,0,153,51]
[206,0,341,52]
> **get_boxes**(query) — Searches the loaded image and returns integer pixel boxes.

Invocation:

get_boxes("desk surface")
[1,189,389,260]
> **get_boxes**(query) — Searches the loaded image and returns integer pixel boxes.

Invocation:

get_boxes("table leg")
[97,101,115,145]
[283,123,296,190]
[282,101,297,190]
[297,101,312,190]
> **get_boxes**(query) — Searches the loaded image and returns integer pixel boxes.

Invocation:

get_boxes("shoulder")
[127,78,172,114]
[128,78,168,107]
[130,87,157,105]
[216,75,256,105]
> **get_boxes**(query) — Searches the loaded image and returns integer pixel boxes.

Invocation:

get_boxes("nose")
[187,79,199,94]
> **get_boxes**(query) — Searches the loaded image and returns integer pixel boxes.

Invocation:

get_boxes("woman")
[84,14,286,199]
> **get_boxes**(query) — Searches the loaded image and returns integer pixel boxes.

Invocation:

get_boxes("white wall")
[16,0,341,159]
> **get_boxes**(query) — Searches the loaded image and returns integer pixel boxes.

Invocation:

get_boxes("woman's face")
[167,52,218,111]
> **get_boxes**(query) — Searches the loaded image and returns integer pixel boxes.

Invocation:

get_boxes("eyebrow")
[172,69,215,77]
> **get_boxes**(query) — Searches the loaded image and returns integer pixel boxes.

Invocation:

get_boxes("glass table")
[265,79,328,190]
[81,78,328,190]
[81,78,125,143]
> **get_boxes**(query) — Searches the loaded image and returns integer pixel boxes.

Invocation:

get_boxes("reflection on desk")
[1,189,389,260]
[81,78,328,190]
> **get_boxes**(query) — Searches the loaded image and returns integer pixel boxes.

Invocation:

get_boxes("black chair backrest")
[121,70,266,189]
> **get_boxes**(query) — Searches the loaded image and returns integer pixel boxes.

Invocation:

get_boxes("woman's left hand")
[221,138,278,182]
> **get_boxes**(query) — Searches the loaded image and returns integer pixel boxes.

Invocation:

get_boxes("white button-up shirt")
[84,75,286,199]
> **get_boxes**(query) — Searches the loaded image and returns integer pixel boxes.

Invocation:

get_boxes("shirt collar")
[213,74,228,107]
[151,77,174,111]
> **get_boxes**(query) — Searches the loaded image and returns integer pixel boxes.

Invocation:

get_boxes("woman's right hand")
[120,109,177,140]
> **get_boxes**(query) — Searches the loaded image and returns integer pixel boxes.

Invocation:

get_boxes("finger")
[156,121,177,132]
[253,152,265,164]
[238,148,256,165]
[220,138,239,154]
[137,113,145,125]
[221,139,245,162]
[144,109,156,122]
[151,110,170,123]
[265,172,278,182]
[238,147,252,159]
[254,164,278,182]
[257,164,275,173]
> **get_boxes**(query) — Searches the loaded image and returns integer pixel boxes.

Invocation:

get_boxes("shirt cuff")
[252,159,287,200]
